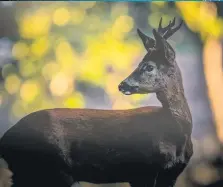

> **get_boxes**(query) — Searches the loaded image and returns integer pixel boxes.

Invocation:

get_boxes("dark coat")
[0,107,193,187]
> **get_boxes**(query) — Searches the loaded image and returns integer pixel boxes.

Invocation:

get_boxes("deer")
[0,17,193,187]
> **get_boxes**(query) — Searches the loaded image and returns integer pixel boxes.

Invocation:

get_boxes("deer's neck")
[156,68,192,133]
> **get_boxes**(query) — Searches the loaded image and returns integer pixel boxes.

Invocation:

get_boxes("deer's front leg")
[154,164,186,187]
[130,181,156,187]
[155,175,177,187]
[130,173,159,187]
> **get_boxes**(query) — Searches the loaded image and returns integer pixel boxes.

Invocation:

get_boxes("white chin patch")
[124,91,132,95]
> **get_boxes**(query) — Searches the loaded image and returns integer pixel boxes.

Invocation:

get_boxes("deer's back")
[0,106,169,154]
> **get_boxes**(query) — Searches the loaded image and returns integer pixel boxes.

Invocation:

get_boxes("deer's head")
[119,18,183,95]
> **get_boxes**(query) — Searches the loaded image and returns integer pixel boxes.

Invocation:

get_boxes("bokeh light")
[3,1,152,122]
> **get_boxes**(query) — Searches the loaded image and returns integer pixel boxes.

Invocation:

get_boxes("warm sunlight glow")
[176,2,223,40]
[53,7,71,26]
[31,36,50,58]
[50,72,73,97]
[203,38,223,143]
[4,74,21,95]
[63,93,85,108]
[19,9,51,39]
[20,81,40,103]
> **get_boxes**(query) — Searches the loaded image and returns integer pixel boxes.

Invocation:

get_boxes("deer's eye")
[146,65,154,72]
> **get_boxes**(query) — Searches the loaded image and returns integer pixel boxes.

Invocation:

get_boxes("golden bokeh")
[19,9,52,39]
[1,1,223,143]
[177,1,223,144]
[53,7,71,26]
[176,2,223,40]
[4,74,21,95]
[20,80,40,103]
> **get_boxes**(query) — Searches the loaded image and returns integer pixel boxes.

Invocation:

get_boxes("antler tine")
[158,17,176,35]
[172,17,176,26]
[158,17,163,33]
[163,20,183,39]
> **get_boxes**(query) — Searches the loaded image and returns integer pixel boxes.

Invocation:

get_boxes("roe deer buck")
[0,17,193,187]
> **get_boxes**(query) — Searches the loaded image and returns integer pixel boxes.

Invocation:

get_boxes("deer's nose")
[118,82,129,92]
[118,81,139,95]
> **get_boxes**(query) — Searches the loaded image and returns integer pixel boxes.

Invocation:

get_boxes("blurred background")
[0,1,222,187]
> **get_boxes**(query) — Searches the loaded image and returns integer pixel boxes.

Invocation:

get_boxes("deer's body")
[0,106,192,186]
[0,17,193,187]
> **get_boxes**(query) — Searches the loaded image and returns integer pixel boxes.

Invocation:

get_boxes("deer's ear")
[153,29,175,63]
[137,29,155,51]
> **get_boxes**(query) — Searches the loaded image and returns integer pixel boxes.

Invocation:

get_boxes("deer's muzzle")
[118,81,139,95]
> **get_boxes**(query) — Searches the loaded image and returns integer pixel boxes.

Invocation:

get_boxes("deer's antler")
[157,17,183,40]
[137,17,183,52]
